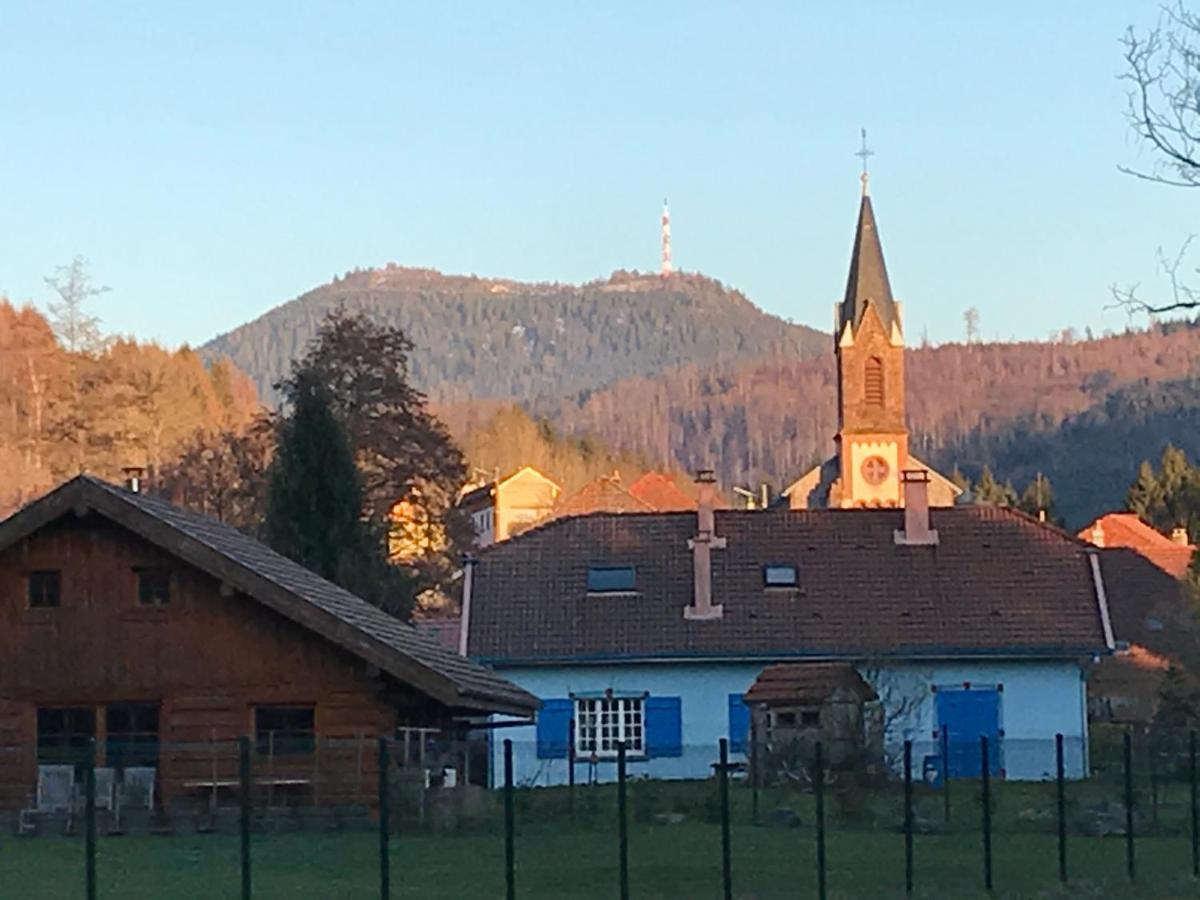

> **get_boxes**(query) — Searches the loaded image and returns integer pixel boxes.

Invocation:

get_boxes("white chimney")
[1089,523,1106,547]
[1172,526,1191,547]
[122,466,145,494]
[685,470,726,620]
[895,469,938,546]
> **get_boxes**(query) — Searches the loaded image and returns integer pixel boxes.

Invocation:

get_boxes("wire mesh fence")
[1,726,1200,897]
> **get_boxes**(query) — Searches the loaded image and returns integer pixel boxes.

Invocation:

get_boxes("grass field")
[4,766,1200,899]
[3,820,1200,898]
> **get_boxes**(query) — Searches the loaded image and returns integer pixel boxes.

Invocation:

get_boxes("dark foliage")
[201,267,827,407]
[263,372,412,616]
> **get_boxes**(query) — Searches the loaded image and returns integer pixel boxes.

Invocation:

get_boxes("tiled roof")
[1079,513,1194,578]
[744,663,876,706]
[628,473,697,512]
[414,616,462,653]
[553,475,655,517]
[469,506,1111,663]
[0,477,536,716]
[1097,546,1192,660]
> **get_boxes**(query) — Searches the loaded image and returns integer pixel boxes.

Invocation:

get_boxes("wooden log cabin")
[0,475,537,815]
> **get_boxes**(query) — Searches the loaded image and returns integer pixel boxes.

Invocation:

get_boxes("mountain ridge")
[201,265,828,406]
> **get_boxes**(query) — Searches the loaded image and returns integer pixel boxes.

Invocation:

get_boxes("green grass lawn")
[3,824,1200,899]
[4,774,1200,898]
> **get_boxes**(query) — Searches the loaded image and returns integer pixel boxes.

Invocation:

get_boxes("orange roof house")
[628,473,697,511]
[1079,513,1194,579]
[552,474,655,517]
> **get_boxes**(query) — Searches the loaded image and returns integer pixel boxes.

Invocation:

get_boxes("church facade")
[786,178,960,509]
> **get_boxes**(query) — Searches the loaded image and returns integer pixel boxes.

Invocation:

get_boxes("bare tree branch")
[1111,235,1200,314]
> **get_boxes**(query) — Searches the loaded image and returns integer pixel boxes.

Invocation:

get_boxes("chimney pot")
[895,469,938,546]
[122,466,145,494]
[1172,526,1191,547]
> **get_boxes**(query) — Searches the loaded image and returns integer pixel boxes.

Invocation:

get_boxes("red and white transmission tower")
[660,198,673,276]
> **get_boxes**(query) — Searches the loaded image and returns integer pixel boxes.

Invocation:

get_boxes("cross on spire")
[855,128,874,195]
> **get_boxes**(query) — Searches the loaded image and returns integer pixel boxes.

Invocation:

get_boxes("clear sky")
[1,1,1190,349]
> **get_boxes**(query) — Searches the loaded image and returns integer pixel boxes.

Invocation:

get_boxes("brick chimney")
[894,469,938,546]
[685,470,726,620]
[1172,526,1191,547]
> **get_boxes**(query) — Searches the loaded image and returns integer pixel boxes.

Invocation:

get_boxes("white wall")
[864,659,1089,780]
[490,657,1090,787]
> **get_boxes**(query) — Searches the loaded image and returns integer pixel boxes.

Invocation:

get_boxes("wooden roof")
[0,476,537,717]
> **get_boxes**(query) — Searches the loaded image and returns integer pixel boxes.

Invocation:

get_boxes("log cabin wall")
[0,513,443,811]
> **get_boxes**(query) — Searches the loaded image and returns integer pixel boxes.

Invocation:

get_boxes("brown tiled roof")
[553,475,655,517]
[414,616,462,653]
[1097,546,1193,665]
[628,473,697,511]
[468,507,1110,662]
[0,477,536,716]
[1079,513,1194,578]
[744,663,876,706]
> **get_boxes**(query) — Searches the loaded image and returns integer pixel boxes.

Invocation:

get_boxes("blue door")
[936,688,1001,779]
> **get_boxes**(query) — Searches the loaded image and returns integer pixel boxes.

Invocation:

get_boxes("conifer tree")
[264,372,368,582]
[1127,459,1164,518]
[263,371,414,616]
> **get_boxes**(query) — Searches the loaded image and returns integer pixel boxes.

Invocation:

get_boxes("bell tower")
[832,166,908,507]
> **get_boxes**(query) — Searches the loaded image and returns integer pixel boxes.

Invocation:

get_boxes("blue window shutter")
[536,699,572,759]
[645,696,682,758]
[728,694,750,754]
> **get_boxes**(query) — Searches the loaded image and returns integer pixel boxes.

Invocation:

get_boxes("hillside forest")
[0,298,258,517]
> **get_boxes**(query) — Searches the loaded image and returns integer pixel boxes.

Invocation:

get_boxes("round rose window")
[861,455,890,486]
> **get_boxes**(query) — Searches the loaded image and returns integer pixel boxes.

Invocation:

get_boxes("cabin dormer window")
[865,356,884,407]
[28,570,61,608]
[136,567,171,606]
[763,564,798,588]
[587,565,636,594]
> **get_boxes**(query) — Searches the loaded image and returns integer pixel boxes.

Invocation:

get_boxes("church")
[784,173,961,509]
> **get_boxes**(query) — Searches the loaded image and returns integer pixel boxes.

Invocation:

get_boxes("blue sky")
[0,1,1190,348]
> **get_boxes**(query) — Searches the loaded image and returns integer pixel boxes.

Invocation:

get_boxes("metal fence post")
[903,740,914,897]
[378,738,390,900]
[239,735,252,900]
[618,740,630,900]
[719,737,732,900]
[941,729,951,823]
[1191,730,1198,879]
[1055,733,1066,883]
[85,738,97,900]
[1124,729,1135,881]
[503,739,515,900]
[981,736,992,894]
[750,717,760,825]
[815,740,826,900]
[567,716,576,819]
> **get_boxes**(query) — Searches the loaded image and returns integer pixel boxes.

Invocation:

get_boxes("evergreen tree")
[973,465,1017,506]
[264,372,413,615]
[1127,459,1164,517]
[265,373,368,581]
[1017,472,1056,521]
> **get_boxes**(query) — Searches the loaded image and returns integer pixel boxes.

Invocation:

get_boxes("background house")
[465,474,1113,786]
[0,476,536,814]
[458,466,561,547]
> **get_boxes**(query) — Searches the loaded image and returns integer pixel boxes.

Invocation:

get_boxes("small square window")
[800,710,821,728]
[763,564,797,588]
[587,565,636,593]
[136,568,171,606]
[28,570,61,608]
[255,706,315,756]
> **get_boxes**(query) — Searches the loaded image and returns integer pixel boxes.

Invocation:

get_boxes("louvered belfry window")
[865,356,885,407]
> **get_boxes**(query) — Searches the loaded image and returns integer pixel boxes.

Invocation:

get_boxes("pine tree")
[1017,472,1056,521]
[264,372,369,584]
[1127,459,1163,517]
[973,465,1017,506]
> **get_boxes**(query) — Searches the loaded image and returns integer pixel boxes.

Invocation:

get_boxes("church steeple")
[838,190,900,343]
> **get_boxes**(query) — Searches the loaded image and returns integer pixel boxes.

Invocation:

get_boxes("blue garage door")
[936,688,1001,779]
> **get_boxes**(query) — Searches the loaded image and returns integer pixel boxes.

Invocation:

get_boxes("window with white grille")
[574,696,644,757]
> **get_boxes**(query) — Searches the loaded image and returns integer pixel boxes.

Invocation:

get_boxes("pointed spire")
[839,185,898,339]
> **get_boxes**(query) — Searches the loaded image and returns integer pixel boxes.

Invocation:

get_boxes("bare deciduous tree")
[1115,4,1200,313]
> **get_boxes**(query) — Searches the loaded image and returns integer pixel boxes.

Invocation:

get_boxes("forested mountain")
[523,322,1200,526]
[201,266,827,405]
